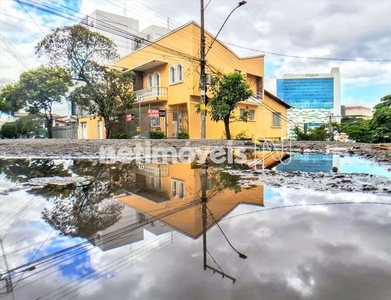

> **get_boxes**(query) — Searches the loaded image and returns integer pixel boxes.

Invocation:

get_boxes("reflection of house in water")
[118,162,265,239]
[89,205,172,252]
[275,154,340,173]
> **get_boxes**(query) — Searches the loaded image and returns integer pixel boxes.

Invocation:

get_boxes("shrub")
[177,131,189,139]
[149,131,166,139]
[1,122,17,139]
[111,131,128,139]
[235,130,250,140]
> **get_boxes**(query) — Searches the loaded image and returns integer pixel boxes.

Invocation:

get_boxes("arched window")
[153,72,160,86]
[147,74,153,87]
[176,64,183,82]
[169,66,175,84]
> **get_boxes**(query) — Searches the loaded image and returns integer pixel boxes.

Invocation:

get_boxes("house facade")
[109,21,291,140]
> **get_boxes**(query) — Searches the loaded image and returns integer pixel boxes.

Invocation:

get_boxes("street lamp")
[200,0,248,139]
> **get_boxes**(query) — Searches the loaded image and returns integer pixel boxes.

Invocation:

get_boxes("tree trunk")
[105,121,111,139]
[46,117,53,139]
[224,117,231,140]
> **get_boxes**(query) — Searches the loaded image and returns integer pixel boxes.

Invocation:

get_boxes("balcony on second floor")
[134,86,168,102]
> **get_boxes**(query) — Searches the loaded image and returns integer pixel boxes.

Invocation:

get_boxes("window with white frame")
[239,108,255,121]
[249,110,255,121]
[150,177,162,191]
[272,112,282,127]
[169,66,175,84]
[169,64,183,84]
[176,64,183,82]
[171,179,184,199]
[153,72,160,86]
[150,116,160,128]
[147,74,153,87]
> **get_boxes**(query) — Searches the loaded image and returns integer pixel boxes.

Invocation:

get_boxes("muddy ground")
[0,139,390,165]
[1,139,391,196]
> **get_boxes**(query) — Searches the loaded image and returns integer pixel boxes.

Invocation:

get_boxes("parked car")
[32,135,45,139]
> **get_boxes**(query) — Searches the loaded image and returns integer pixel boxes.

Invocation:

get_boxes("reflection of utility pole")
[201,163,207,271]
[200,163,236,283]
[0,238,13,295]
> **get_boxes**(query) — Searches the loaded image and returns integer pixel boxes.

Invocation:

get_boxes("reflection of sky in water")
[338,155,391,178]
[25,236,95,280]
[1,159,391,300]
[276,154,391,178]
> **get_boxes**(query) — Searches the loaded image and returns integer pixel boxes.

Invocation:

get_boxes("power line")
[16,0,47,36]
[224,41,391,62]
[0,34,30,69]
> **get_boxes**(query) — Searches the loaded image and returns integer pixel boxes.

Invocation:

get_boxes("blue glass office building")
[276,68,341,139]
[276,77,334,109]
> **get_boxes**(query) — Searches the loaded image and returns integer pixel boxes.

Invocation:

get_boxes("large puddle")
[0,154,391,300]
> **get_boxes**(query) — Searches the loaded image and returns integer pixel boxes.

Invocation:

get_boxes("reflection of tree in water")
[39,160,138,238]
[207,170,242,197]
[199,157,244,199]
[0,159,71,183]
[41,182,124,238]
[0,159,138,239]
[70,160,137,196]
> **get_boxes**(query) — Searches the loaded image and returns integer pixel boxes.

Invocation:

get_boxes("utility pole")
[200,0,206,139]
[328,114,333,141]
[199,1,247,140]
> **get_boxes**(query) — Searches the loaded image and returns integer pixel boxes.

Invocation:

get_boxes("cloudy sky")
[0,0,390,117]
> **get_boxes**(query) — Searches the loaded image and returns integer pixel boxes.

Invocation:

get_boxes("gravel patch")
[229,168,391,196]
[1,139,391,165]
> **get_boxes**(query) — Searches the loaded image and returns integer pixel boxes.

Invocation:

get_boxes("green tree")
[15,114,42,137]
[310,125,328,141]
[12,66,73,138]
[0,82,26,115]
[35,24,134,138]
[35,24,118,84]
[336,119,373,143]
[208,73,252,140]
[293,125,311,141]
[0,122,17,138]
[293,125,328,141]
[69,68,135,138]
[370,94,391,143]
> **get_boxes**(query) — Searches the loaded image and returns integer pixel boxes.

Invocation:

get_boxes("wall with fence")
[52,123,78,139]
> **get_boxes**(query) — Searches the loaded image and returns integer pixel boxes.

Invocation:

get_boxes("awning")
[129,59,168,72]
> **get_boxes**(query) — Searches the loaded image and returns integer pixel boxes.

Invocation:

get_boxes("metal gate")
[52,123,78,139]
[115,106,189,138]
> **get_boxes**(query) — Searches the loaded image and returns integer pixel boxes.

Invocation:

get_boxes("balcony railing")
[136,165,170,178]
[134,86,168,101]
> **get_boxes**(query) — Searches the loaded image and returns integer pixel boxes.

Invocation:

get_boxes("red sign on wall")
[148,109,159,117]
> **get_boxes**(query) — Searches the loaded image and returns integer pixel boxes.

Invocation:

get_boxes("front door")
[81,122,87,139]
[98,120,103,139]
[172,111,182,137]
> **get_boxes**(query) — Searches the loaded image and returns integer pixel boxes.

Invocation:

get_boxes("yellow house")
[81,21,291,140]
[78,116,105,139]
